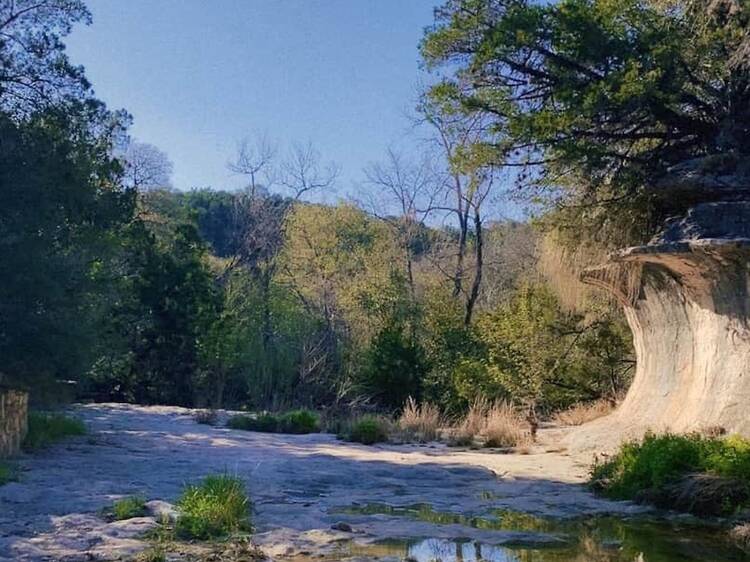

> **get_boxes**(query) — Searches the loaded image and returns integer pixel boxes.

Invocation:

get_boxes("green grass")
[226,409,319,434]
[227,413,278,432]
[0,462,17,486]
[23,412,86,450]
[112,495,147,520]
[341,416,390,445]
[277,409,319,434]
[591,432,750,514]
[175,474,251,540]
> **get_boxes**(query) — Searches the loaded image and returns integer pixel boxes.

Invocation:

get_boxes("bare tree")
[416,93,499,325]
[362,148,441,298]
[227,133,277,195]
[122,141,173,191]
[279,141,340,200]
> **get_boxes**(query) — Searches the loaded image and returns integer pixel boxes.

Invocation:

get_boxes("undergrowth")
[175,474,251,540]
[591,432,750,515]
[226,410,318,434]
[23,412,86,450]
[340,415,391,445]
[112,495,147,520]
[0,462,17,486]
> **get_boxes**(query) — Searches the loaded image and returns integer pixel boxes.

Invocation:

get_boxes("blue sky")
[66,0,438,195]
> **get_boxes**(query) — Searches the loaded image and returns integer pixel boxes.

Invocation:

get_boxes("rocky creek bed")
[0,404,745,561]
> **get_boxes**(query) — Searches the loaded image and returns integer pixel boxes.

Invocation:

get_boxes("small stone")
[330,521,353,532]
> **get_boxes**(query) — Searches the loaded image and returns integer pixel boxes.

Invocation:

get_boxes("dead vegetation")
[395,398,441,443]
[447,398,531,448]
[553,399,615,426]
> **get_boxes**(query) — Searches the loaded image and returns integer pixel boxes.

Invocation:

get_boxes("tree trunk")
[464,208,483,325]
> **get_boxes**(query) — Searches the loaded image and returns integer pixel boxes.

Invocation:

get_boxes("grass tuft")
[23,412,86,450]
[277,409,319,434]
[112,495,147,520]
[341,415,391,445]
[483,401,532,448]
[175,473,251,540]
[731,523,750,553]
[227,410,319,434]
[553,399,614,426]
[396,397,441,443]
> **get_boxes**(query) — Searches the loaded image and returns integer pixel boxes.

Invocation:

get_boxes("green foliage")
[227,410,319,434]
[227,414,278,433]
[23,412,86,450]
[175,474,251,540]
[478,284,631,414]
[342,416,391,445]
[591,433,750,510]
[112,496,147,520]
[277,410,319,434]
[359,323,427,409]
[422,0,750,246]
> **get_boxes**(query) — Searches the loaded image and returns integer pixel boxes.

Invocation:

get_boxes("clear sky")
[65,0,438,195]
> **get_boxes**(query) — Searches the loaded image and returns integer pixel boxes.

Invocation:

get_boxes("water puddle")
[325,503,748,561]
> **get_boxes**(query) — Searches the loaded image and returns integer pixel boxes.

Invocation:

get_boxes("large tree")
[422,0,750,246]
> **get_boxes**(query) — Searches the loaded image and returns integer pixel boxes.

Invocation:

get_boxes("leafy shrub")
[591,432,750,514]
[359,323,427,409]
[226,413,278,432]
[112,496,147,520]
[277,409,319,434]
[343,416,391,445]
[396,398,441,443]
[23,412,86,450]
[175,474,251,540]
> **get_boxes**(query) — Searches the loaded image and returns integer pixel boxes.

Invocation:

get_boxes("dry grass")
[396,398,441,443]
[447,398,531,448]
[193,409,218,425]
[447,398,487,446]
[483,401,532,448]
[553,399,615,426]
[731,523,750,553]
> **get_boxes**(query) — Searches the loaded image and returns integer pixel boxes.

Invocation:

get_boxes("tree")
[417,93,499,324]
[363,149,441,300]
[0,0,92,116]
[0,109,133,390]
[422,0,750,246]
[121,141,173,191]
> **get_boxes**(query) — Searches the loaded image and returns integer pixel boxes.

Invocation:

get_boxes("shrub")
[226,413,278,433]
[175,474,251,540]
[112,495,147,520]
[134,546,166,562]
[591,432,750,515]
[193,409,218,425]
[359,322,427,409]
[343,416,391,445]
[23,412,86,450]
[483,401,531,448]
[553,399,615,426]
[277,409,319,434]
[396,397,441,443]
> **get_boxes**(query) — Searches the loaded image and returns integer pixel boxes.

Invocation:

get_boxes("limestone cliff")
[567,165,750,450]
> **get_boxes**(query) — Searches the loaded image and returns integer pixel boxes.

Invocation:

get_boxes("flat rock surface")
[0,404,646,561]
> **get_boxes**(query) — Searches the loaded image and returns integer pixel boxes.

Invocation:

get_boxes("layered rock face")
[568,179,750,449]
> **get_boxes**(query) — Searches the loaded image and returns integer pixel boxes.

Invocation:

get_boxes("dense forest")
[5,0,749,424]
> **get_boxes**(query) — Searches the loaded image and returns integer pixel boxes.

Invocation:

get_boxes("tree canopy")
[422,0,750,245]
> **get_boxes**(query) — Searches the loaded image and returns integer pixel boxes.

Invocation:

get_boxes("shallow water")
[328,503,749,561]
